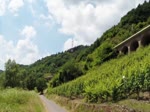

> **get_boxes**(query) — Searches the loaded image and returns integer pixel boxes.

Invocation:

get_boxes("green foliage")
[61,61,83,82]
[25,73,37,90]
[95,42,114,64]
[0,88,45,112]
[4,59,20,88]
[47,46,150,103]
[29,45,88,74]
[0,72,4,88]
[2,59,47,92]
[50,61,83,87]
[24,72,47,93]
[36,77,47,93]
[120,1,150,26]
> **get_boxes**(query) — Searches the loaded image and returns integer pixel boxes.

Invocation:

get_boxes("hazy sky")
[0,0,148,69]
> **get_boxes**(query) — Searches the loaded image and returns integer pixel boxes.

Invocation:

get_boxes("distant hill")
[28,45,89,74]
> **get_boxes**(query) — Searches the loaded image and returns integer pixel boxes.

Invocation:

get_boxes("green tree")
[4,59,20,88]
[50,61,83,87]
[60,61,83,83]
[25,73,36,90]
[36,78,47,94]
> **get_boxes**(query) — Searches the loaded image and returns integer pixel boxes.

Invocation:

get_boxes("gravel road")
[40,95,68,112]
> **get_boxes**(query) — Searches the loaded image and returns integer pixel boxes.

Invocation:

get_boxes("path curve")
[40,95,67,112]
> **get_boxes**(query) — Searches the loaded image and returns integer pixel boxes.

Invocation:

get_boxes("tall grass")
[0,88,45,112]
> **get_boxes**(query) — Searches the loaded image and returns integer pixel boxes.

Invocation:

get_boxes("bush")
[50,61,83,87]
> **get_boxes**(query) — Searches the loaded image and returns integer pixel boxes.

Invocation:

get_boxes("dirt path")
[39,95,68,112]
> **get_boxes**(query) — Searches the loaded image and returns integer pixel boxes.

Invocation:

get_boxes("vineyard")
[48,45,150,103]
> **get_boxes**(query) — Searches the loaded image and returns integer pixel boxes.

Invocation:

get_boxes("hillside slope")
[48,45,150,103]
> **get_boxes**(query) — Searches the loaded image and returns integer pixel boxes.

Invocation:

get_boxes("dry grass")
[118,99,150,112]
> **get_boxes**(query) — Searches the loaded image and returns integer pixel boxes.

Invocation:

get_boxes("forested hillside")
[0,1,150,95]
[29,45,88,74]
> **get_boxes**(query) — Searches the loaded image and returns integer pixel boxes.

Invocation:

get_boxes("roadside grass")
[0,88,46,112]
[118,99,150,112]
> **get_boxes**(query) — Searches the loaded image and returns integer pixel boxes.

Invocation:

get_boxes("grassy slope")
[48,45,150,102]
[0,88,46,112]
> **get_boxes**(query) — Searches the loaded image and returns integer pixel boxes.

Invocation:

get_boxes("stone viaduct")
[114,25,150,54]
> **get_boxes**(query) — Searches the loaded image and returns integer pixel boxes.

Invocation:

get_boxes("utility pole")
[71,38,74,52]
[72,38,74,48]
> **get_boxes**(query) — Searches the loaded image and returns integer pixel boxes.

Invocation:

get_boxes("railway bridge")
[114,25,150,54]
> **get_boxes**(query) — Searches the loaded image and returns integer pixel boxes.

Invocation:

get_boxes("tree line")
[0,59,47,93]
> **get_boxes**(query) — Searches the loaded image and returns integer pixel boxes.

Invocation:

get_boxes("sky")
[0,0,147,70]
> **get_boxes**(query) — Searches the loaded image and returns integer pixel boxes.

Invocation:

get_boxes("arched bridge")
[114,25,150,54]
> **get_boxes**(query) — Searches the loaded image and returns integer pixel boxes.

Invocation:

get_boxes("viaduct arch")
[114,25,150,54]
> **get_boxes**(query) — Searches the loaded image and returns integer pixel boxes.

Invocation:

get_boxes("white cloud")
[0,35,15,70]
[15,38,39,65]
[0,26,46,70]
[38,14,54,28]
[8,0,24,14]
[45,0,148,50]
[21,26,37,39]
[39,14,53,21]
[27,0,36,4]
[0,0,6,16]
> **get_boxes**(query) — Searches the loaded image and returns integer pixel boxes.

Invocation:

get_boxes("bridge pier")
[138,40,142,47]
[128,46,131,54]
